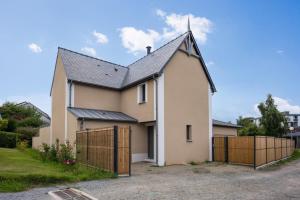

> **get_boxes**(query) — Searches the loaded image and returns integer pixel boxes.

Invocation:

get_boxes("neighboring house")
[48,27,216,166]
[17,101,51,126]
[213,119,241,136]
[248,111,300,130]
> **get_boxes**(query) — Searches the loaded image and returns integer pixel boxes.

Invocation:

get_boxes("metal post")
[113,126,118,176]
[265,136,267,164]
[212,137,215,162]
[224,136,229,163]
[86,129,89,164]
[274,137,276,161]
[254,135,256,169]
[129,126,132,176]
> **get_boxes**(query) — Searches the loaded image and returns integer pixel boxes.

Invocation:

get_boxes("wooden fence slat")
[76,126,130,175]
[213,136,295,168]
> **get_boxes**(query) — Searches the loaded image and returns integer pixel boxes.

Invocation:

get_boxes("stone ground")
[1,160,300,200]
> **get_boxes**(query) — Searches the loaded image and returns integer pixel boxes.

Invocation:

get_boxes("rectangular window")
[138,83,147,104]
[186,125,192,142]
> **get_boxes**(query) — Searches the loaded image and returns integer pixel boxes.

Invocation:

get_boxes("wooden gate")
[76,126,131,176]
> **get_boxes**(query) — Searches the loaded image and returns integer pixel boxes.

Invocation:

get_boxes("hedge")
[0,131,17,148]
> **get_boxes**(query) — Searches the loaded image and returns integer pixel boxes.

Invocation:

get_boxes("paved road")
[1,160,300,200]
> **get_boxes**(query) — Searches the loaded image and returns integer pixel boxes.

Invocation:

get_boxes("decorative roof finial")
[187,17,191,32]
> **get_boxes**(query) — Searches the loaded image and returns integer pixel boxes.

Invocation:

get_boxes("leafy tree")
[0,119,8,131]
[258,94,288,137]
[0,102,43,138]
[237,116,264,136]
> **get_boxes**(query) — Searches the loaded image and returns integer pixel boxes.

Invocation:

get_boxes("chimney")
[146,46,151,55]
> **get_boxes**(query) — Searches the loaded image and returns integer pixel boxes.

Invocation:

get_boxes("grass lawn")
[0,148,114,192]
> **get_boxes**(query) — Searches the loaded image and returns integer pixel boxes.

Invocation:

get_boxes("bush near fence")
[213,136,295,168]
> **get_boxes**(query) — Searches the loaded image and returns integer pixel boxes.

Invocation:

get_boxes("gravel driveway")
[1,160,300,200]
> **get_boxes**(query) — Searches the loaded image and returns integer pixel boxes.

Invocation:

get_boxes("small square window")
[186,125,192,142]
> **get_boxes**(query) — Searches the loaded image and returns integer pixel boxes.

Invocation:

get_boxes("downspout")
[153,74,159,165]
[68,80,73,107]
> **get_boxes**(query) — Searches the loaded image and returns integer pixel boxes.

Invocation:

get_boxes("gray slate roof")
[213,119,242,128]
[68,107,137,123]
[57,31,216,91]
[59,48,127,89]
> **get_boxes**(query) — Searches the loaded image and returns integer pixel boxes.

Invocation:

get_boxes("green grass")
[0,148,114,192]
[276,149,300,165]
[261,149,300,171]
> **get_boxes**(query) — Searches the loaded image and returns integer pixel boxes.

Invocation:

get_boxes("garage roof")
[213,119,242,128]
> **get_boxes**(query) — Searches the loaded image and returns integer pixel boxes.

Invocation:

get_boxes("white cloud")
[253,96,300,116]
[0,93,51,115]
[156,9,166,17]
[28,43,42,53]
[81,47,97,57]
[206,61,215,67]
[273,97,300,114]
[92,31,108,44]
[276,49,284,54]
[119,9,212,55]
[119,27,160,54]
[157,9,213,44]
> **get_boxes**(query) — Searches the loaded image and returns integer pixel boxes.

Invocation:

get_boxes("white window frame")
[137,82,147,104]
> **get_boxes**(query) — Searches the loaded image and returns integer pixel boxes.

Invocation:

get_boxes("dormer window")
[137,83,147,104]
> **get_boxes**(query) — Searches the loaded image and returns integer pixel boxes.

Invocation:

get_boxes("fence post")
[113,125,118,176]
[286,138,288,158]
[129,126,132,176]
[212,137,215,162]
[254,135,256,169]
[265,136,267,164]
[86,129,89,164]
[224,136,229,163]
[281,138,282,159]
[274,137,276,161]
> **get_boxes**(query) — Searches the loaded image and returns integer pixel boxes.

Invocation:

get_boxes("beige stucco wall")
[32,126,50,149]
[74,83,121,111]
[213,126,238,136]
[67,111,78,146]
[121,80,155,122]
[51,55,66,144]
[164,47,210,165]
[79,120,147,154]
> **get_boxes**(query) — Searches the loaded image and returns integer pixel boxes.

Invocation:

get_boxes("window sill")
[138,101,146,105]
[186,140,193,143]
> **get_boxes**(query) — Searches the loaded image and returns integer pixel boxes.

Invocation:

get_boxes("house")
[40,25,218,166]
[248,111,300,131]
[212,119,241,136]
[17,101,51,126]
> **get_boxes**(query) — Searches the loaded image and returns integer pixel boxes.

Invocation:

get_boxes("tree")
[257,94,288,137]
[237,116,264,136]
[0,102,43,142]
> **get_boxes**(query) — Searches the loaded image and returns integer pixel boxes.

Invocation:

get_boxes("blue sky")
[1,0,300,122]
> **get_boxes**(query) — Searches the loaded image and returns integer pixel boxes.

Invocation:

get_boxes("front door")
[147,126,154,159]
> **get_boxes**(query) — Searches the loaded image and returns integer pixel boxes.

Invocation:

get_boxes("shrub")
[0,131,17,148]
[58,141,75,164]
[16,140,28,151]
[49,144,58,162]
[40,143,50,161]
[0,119,8,131]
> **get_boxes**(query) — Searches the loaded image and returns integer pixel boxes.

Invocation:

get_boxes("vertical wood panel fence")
[213,136,295,168]
[76,126,131,176]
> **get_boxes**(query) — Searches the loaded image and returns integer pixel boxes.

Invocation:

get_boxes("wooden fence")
[213,136,295,168]
[76,126,131,176]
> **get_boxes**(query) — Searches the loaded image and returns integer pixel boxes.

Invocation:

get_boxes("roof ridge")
[58,47,127,68]
[126,31,189,68]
